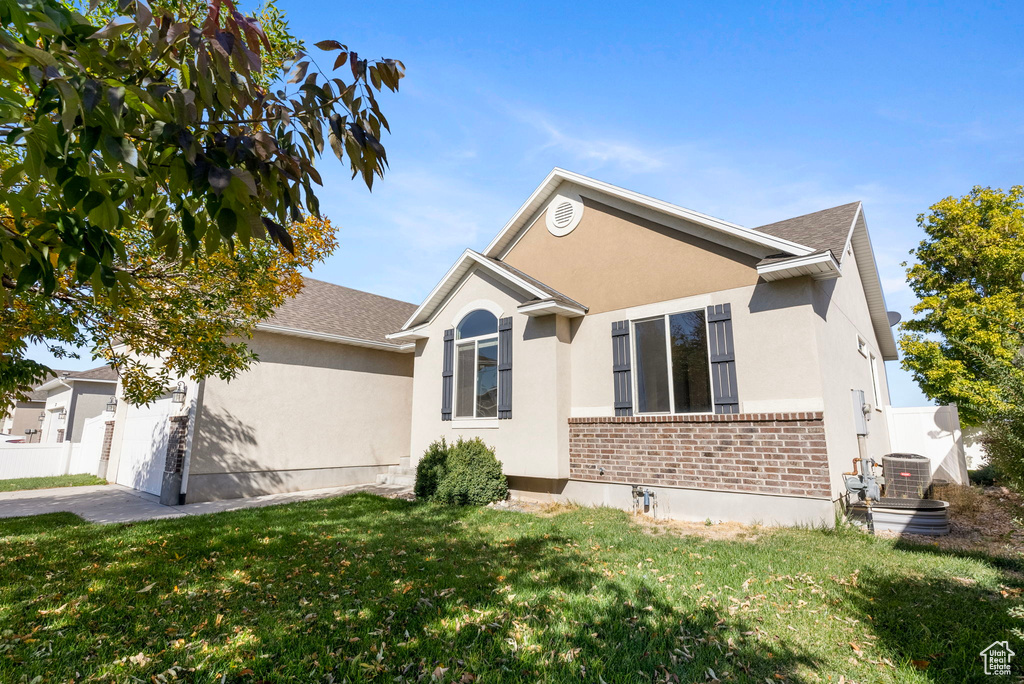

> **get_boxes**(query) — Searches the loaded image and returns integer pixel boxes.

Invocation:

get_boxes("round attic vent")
[545,192,583,236]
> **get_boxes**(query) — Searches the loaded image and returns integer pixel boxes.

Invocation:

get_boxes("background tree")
[0,0,403,410]
[900,186,1024,425]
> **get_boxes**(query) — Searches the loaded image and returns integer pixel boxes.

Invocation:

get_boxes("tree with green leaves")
[900,186,1024,425]
[0,0,403,410]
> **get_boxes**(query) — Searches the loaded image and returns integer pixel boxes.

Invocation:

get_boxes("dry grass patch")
[637,514,765,541]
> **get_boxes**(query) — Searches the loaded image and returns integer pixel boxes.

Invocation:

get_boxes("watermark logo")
[981,641,1015,676]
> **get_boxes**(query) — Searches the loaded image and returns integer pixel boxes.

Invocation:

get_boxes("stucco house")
[33,367,119,444]
[98,168,908,525]
[1,378,50,442]
[387,169,898,524]
[103,280,415,504]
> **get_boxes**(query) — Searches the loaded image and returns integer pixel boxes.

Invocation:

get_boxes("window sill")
[451,419,499,429]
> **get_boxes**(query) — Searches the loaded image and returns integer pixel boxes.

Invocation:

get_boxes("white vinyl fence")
[0,414,105,480]
[884,405,969,485]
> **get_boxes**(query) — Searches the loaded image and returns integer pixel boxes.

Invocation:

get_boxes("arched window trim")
[450,299,504,327]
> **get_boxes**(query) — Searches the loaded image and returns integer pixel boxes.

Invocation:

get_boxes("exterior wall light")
[37,410,45,424]
[171,381,187,404]
[105,396,118,413]
[58,408,68,421]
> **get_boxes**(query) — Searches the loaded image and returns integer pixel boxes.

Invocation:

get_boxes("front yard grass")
[0,473,106,493]
[0,494,1020,682]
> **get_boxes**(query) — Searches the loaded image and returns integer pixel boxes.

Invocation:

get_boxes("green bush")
[414,438,450,500]
[969,462,1002,487]
[415,437,508,505]
[434,437,509,505]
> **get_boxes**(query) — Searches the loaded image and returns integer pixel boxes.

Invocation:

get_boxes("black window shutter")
[706,304,739,414]
[497,317,513,419]
[611,320,633,416]
[441,328,454,421]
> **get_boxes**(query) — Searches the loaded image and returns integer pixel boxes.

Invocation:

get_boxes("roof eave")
[848,215,899,361]
[757,252,842,282]
[256,323,415,353]
[517,300,588,318]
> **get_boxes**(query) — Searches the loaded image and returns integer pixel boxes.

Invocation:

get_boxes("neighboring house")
[388,169,899,524]
[0,378,52,442]
[104,280,415,504]
[35,367,118,444]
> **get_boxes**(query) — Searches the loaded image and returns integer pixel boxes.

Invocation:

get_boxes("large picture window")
[633,309,713,414]
[454,310,499,418]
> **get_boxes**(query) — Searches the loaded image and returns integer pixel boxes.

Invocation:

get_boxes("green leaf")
[216,207,237,237]
[63,177,90,208]
[88,198,119,230]
[102,135,138,168]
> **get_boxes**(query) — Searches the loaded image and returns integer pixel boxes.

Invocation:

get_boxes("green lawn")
[0,494,1020,683]
[0,473,107,493]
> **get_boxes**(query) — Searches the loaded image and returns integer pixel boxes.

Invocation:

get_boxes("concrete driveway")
[0,482,413,525]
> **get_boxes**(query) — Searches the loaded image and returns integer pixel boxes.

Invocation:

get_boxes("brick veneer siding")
[164,415,189,475]
[568,412,830,499]
[99,420,115,463]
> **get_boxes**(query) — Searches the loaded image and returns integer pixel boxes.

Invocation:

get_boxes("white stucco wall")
[185,331,413,501]
[810,242,895,494]
[409,268,572,479]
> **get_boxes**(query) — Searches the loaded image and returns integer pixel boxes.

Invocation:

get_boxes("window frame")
[869,351,883,410]
[630,308,715,416]
[453,319,500,420]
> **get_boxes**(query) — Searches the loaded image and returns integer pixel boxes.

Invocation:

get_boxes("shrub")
[414,438,449,500]
[969,463,1002,487]
[433,437,508,506]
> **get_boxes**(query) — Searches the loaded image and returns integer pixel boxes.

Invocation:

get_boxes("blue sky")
[30,1,1024,407]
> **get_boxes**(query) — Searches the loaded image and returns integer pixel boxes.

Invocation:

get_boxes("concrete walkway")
[0,482,414,525]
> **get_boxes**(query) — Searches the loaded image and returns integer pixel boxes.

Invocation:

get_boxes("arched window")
[455,309,499,418]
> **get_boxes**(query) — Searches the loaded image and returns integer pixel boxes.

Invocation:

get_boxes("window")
[856,334,868,358]
[454,310,499,418]
[869,352,882,408]
[633,309,713,414]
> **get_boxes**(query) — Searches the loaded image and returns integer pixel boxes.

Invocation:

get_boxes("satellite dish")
[887,311,902,327]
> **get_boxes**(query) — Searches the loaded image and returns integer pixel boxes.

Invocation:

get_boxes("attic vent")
[545,192,584,237]
[553,201,574,227]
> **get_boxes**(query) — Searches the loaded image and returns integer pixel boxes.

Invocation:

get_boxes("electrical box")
[851,389,868,436]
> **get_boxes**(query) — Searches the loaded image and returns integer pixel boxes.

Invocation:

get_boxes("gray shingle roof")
[64,365,118,382]
[485,257,589,311]
[266,278,417,345]
[753,201,861,261]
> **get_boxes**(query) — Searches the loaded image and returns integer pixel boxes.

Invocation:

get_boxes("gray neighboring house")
[105,279,416,503]
[36,366,118,444]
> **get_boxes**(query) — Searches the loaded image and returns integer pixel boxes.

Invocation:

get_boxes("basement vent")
[545,192,584,237]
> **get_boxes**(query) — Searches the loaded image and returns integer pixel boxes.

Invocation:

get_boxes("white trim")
[630,309,716,417]
[756,252,842,281]
[398,249,551,331]
[453,334,499,420]
[837,202,863,268]
[385,323,429,341]
[516,300,587,318]
[255,323,415,353]
[451,299,504,327]
[848,209,899,360]
[484,168,816,261]
[545,191,584,237]
[36,377,117,392]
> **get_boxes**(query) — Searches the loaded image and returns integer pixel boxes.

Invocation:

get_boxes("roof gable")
[484,169,817,261]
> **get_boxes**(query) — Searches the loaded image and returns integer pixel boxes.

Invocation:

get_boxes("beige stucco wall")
[185,331,413,502]
[3,401,45,440]
[409,268,572,479]
[568,280,826,417]
[810,232,894,494]
[67,384,115,443]
[502,197,761,315]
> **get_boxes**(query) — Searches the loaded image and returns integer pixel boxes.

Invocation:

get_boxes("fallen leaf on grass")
[912,660,929,670]
[129,652,150,667]
[137,583,155,593]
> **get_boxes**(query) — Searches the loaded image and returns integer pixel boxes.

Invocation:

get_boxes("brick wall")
[99,420,115,463]
[568,412,830,499]
[164,415,189,475]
